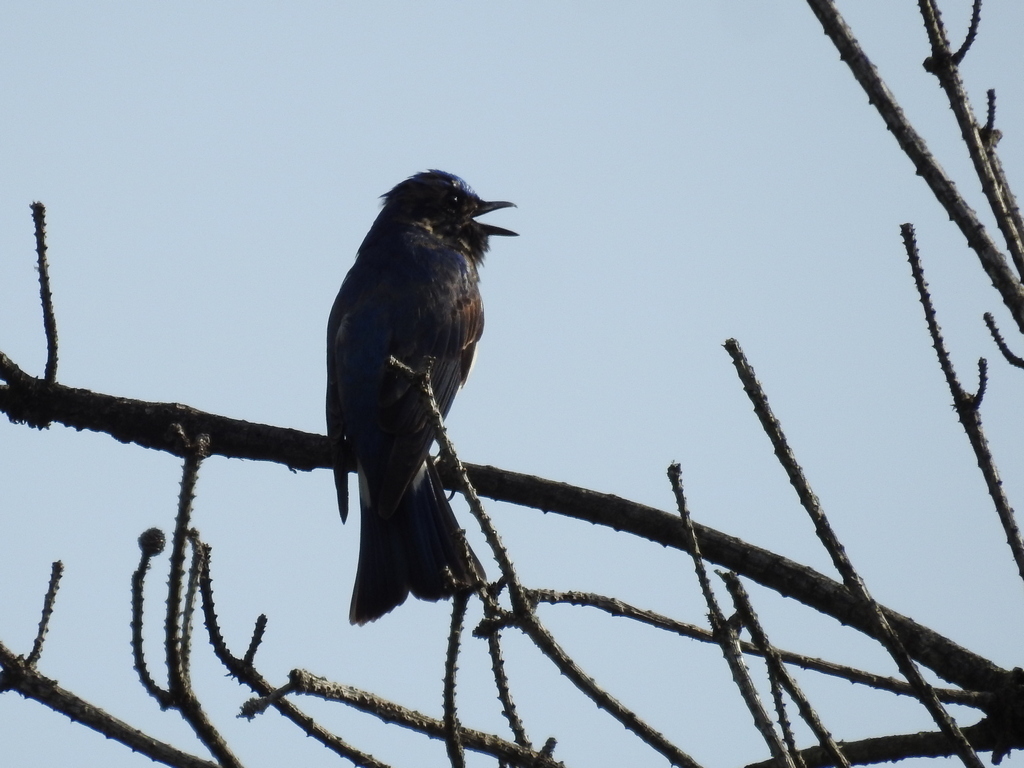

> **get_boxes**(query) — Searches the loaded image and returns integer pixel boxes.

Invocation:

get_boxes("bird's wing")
[372,282,483,517]
[326,299,352,522]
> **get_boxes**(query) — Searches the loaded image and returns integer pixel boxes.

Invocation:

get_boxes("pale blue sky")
[2,3,1023,767]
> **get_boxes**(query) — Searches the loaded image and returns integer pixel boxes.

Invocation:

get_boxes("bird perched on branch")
[327,170,516,624]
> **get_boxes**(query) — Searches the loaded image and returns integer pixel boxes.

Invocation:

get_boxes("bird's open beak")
[474,200,518,237]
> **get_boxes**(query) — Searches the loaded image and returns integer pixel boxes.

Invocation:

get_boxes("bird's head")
[381,170,517,262]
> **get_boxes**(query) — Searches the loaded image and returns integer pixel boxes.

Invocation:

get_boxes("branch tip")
[29,201,59,383]
[951,0,983,65]
[243,615,268,667]
[27,561,64,667]
[983,312,1024,369]
[138,528,167,557]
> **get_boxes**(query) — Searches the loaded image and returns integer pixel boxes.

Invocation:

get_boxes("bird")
[326,170,516,624]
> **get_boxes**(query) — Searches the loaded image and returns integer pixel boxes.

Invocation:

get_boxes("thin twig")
[30,202,58,384]
[951,0,983,65]
[668,464,795,768]
[716,575,806,768]
[725,337,985,768]
[978,86,1024,282]
[243,615,268,667]
[720,572,849,768]
[486,627,532,748]
[394,356,699,768]
[982,148,1024,281]
[165,436,207,698]
[27,561,64,667]
[158,434,243,768]
[974,358,989,407]
[902,226,976,403]
[443,592,468,768]
[540,738,558,759]
[767,666,804,768]
[528,588,984,707]
[180,529,204,683]
[478,581,533,749]
[904,227,1024,587]
[196,540,388,768]
[984,312,1024,369]
[982,90,998,141]
[131,528,173,708]
[388,356,518,598]
[524,617,698,767]
[252,670,565,768]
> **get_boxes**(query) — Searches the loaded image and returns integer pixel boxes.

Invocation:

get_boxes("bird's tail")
[349,462,483,624]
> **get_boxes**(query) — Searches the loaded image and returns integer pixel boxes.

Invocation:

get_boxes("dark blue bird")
[327,170,516,624]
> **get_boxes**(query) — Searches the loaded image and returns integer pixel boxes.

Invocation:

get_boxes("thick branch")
[0,357,1009,692]
[469,464,1007,693]
[745,719,1016,768]
[0,352,325,470]
[0,640,218,768]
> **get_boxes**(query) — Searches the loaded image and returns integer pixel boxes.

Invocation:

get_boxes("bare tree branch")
[395,357,698,768]
[0,350,324,468]
[0,639,219,768]
[246,669,565,768]
[132,528,174,709]
[26,561,63,667]
[745,719,1011,768]
[3,2,1023,765]
[720,572,849,768]
[0,347,1009,694]
[724,338,984,768]
[29,202,58,384]
[196,543,389,768]
[984,312,1024,369]
[669,464,795,768]
[529,587,985,708]
[801,0,1024,332]
[443,593,468,768]
[903,225,1024,587]
[157,438,244,768]
[918,0,1024,279]
[484,616,532,749]
[950,0,983,65]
